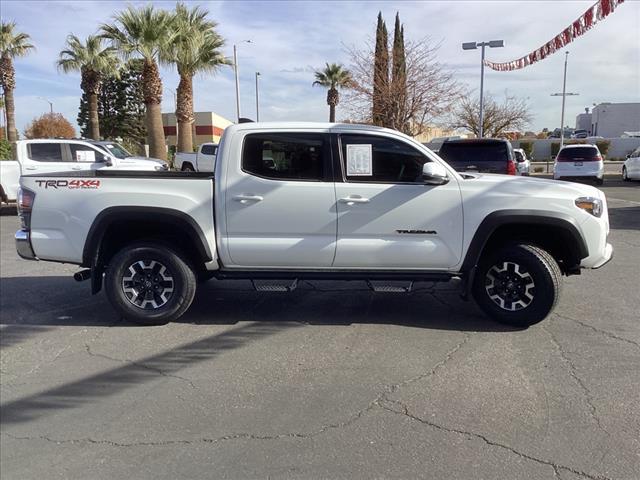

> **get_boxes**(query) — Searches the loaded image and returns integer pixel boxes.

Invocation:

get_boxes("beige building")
[412,125,458,143]
[162,111,233,147]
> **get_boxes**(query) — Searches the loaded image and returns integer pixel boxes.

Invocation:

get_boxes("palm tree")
[163,3,230,153]
[313,63,351,123]
[57,35,118,140]
[0,22,35,143]
[101,5,176,160]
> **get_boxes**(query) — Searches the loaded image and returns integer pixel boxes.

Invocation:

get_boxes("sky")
[1,0,639,136]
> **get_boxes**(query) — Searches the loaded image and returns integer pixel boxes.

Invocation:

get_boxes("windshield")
[101,142,132,159]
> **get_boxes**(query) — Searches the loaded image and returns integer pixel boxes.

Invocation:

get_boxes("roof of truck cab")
[225,122,392,132]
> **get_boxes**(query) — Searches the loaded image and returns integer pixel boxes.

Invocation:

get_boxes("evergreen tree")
[372,12,388,126]
[391,13,407,130]
[78,60,147,152]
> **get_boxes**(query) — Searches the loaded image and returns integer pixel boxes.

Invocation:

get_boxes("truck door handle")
[71,167,82,170]
[339,196,370,205]
[233,194,264,203]
[24,166,36,170]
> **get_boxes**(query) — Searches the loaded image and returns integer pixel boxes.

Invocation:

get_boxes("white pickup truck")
[15,123,613,327]
[174,143,217,172]
[0,139,168,202]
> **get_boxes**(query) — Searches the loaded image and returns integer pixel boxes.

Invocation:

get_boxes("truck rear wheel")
[105,242,197,325]
[472,243,561,328]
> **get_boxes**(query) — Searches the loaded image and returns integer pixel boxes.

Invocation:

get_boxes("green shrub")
[0,139,12,160]
[595,140,610,158]
[519,141,533,159]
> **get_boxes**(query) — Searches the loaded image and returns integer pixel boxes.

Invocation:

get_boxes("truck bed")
[23,170,213,179]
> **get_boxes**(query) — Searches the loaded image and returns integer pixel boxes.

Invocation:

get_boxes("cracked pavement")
[1,182,639,479]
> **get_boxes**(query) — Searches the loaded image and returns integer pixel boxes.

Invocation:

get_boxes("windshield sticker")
[76,150,96,163]
[346,144,372,176]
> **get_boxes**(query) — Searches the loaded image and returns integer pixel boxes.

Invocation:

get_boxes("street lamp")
[255,72,261,122]
[37,96,53,113]
[462,39,504,138]
[551,52,579,149]
[233,40,252,122]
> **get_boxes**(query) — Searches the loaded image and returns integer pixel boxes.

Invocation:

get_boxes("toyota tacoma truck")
[15,123,613,327]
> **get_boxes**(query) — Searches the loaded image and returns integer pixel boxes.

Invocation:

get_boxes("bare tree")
[449,92,533,138]
[344,38,460,137]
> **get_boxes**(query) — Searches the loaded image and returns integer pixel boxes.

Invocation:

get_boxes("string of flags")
[484,0,626,71]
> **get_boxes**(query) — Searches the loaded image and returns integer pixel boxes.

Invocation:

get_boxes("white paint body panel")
[0,160,20,201]
[22,176,215,265]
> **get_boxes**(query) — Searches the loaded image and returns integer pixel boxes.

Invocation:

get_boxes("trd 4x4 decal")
[35,179,101,189]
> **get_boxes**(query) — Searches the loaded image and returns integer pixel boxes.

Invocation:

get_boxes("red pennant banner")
[484,0,625,71]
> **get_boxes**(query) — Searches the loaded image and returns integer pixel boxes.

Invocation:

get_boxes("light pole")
[551,52,579,149]
[37,96,53,113]
[233,40,252,122]
[255,72,260,122]
[462,39,504,138]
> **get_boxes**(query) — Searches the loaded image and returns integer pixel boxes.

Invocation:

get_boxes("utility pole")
[462,39,505,138]
[38,96,53,113]
[551,52,579,149]
[233,40,252,123]
[255,72,260,122]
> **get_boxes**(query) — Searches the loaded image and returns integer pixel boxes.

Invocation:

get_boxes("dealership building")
[575,102,640,137]
[162,111,233,146]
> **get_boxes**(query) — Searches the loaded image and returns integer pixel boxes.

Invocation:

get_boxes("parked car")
[571,130,588,139]
[16,122,612,328]
[0,139,167,203]
[174,143,217,172]
[513,148,530,176]
[92,140,163,163]
[553,144,604,185]
[623,147,640,181]
[438,139,517,175]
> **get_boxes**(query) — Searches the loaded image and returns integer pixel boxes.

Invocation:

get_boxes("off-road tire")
[182,163,195,172]
[105,242,197,325]
[622,167,629,181]
[472,243,561,328]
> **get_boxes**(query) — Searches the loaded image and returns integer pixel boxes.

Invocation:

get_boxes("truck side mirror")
[422,163,449,185]
[102,155,113,167]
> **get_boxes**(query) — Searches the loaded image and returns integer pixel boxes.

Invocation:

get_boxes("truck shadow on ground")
[0,279,517,426]
[608,206,640,231]
[0,277,514,336]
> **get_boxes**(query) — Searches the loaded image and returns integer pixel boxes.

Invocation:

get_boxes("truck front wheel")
[105,242,197,325]
[472,244,561,328]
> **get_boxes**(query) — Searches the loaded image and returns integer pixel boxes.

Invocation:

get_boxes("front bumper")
[591,242,614,269]
[15,230,37,260]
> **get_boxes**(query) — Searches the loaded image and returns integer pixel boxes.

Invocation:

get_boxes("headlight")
[154,163,169,171]
[575,196,602,217]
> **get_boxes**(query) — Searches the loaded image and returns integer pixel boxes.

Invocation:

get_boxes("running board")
[252,279,298,292]
[367,280,413,293]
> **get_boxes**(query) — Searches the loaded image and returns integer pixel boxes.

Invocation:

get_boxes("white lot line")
[608,197,640,205]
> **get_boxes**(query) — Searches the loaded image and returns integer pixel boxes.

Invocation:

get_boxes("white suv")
[553,144,604,185]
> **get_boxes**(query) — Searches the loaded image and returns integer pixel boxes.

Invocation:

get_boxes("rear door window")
[242,133,328,181]
[27,143,65,162]
[557,147,600,162]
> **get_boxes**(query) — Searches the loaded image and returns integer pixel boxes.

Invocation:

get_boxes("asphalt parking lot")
[1,179,639,480]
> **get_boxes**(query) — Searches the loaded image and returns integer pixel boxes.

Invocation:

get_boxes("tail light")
[507,159,516,175]
[17,187,35,230]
